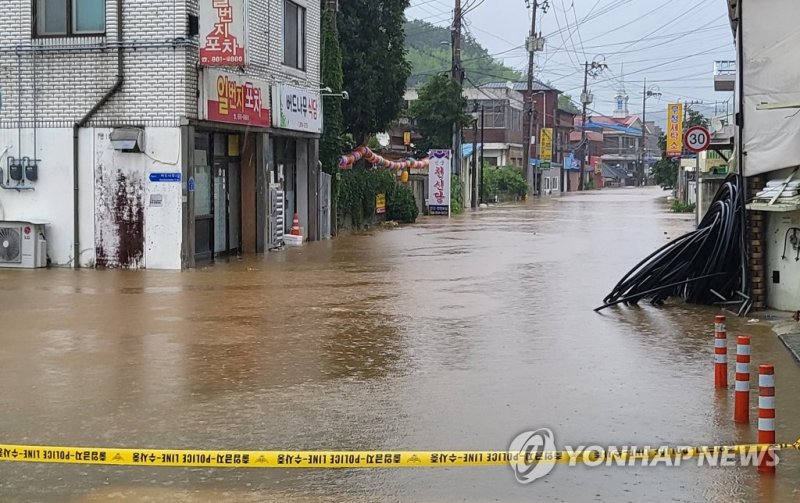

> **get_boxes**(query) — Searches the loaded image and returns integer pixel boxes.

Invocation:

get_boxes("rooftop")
[481,81,560,93]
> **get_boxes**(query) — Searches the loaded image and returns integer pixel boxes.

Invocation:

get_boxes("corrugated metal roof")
[480,81,559,93]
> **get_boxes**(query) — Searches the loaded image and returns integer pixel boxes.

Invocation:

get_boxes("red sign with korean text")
[200,0,246,66]
[204,70,270,127]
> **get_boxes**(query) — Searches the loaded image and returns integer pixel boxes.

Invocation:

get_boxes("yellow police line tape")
[1,440,799,468]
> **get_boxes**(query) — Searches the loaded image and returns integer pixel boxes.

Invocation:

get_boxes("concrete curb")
[778,333,800,365]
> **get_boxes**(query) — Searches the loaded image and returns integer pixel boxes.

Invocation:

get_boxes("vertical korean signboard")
[200,0,246,66]
[540,127,553,169]
[428,150,451,216]
[666,103,684,157]
[201,70,270,127]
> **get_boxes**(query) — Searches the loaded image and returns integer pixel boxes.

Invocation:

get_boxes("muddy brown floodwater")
[1,187,799,502]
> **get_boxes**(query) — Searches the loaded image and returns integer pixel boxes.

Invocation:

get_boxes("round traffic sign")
[684,125,711,153]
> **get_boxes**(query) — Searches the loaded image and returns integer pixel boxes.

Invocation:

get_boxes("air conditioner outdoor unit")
[0,221,47,268]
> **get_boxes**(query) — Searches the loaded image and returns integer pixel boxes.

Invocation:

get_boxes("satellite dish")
[711,117,724,133]
[376,132,390,147]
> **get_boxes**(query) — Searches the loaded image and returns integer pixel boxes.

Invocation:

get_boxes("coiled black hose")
[597,174,746,311]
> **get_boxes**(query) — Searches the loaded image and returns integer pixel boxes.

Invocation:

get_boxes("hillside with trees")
[404,19,523,87]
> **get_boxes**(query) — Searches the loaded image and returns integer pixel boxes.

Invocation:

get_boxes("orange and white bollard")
[714,315,728,388]
[758,364,776,473]
[734,335,750,423]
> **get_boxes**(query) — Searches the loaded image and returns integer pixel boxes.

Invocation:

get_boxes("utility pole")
[480,105,485,204]
[523,0,545,196]
[524,1,537,196]
[452,0,463,179]
[579,61,590,191]
[640,79,647,187]
[578,59,607,191]
[472,103,479,209]
[639,79,661,187]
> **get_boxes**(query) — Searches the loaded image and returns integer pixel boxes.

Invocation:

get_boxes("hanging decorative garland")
[339,146,429,171]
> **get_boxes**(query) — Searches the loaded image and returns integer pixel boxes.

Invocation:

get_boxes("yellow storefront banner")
[666,103,684,157]
[540,128,553,161]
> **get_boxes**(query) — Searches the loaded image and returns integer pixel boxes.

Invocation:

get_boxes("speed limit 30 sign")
[684,125,711,153]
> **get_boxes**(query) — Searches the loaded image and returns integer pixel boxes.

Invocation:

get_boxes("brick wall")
[0,0,320,129]
[747,175,766,309]
[0,0,196,128]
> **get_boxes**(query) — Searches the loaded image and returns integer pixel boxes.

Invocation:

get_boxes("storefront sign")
[376,193,386,214]
[271,84,323,133]
[540,127,553,161]
[199,0,246,66]
[427,150,451,216]
[666,103,684,157]
[201,70,270,127]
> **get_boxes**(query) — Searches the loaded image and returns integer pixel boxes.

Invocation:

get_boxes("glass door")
[213,161,227,254]
[228,159,241,252]
[194,133,213,261]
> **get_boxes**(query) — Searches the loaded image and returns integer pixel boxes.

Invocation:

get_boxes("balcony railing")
[714,61,736,92]
[714,60,736,75]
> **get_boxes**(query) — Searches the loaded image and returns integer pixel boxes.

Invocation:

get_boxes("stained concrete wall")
[0,126,182,269]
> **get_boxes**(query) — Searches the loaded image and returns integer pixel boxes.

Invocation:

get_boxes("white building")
[727,0,800,310]
[0,0,326,269]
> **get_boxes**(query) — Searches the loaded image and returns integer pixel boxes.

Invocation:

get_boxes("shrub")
[450,175,464,214]
[670,199,696,213]
[484,165,528,201]
[387,184,419,223]
[337,166,395,229]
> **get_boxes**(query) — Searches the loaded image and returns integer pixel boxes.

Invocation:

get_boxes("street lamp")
[470,102,486,204]
[471,102,480,209]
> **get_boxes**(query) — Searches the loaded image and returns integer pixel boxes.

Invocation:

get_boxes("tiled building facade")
[0,0,324,269]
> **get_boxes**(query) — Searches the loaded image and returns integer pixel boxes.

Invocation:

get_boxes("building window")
[283,0,306,70]
[552,176,559,191]
[35,0,106,37]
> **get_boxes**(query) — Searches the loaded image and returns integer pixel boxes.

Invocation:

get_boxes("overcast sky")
[405,0,735,126]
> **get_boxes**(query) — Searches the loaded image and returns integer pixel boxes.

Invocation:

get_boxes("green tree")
[483,166,528,201]
[558,93,580,114]
[320,7,345,235]
[404,20,523,86]
[339,0,411,144]
[409,73,470,156]
[320,7,344,175]
[685,108,709,129]
[649,106,710,190]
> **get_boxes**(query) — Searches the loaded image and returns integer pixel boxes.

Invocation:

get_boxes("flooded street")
[1,187,799,502]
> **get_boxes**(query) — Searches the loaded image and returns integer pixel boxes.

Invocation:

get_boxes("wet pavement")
[1,186,799,502]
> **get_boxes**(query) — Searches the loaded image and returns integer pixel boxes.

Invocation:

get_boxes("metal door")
[318,171,331,240]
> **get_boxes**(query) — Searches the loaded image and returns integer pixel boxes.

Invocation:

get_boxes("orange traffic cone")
[290,213,301,236]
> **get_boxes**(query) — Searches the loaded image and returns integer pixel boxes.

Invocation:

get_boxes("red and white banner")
[199,0,246,66]
[201,70,270,127]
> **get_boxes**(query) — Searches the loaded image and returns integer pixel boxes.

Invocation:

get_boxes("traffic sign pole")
[683,125,711,226]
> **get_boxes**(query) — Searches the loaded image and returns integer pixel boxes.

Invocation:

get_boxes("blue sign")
[187,176,195,192]
[149,172,182,183]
